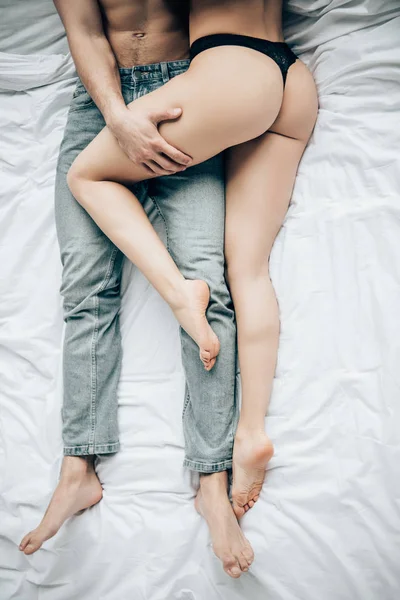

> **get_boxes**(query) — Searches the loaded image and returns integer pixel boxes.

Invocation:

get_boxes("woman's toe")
[206,358,216,371]
[232,502,246,519]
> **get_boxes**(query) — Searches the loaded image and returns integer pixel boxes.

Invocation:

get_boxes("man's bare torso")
[99,0,189,67]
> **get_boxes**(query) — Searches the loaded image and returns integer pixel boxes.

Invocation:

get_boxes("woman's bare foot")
[19,456,103,555]
[195,472,254,578]
[173,279,220,371]
[232,430,274,519]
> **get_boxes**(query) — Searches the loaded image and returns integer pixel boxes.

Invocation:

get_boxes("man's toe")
[237,553,250,572]
[242,544,254,565]
[223,554,241,578]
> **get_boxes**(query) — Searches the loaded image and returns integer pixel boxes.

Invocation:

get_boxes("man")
[19,0,254,578]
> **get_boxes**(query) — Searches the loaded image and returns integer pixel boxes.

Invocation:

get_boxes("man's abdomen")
[99,0,189,67]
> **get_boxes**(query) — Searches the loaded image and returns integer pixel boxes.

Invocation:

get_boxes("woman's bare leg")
[225,60,318,518]
[225,132,306,517]
[66,57,312,423]
[67,55,282,372]
[68,170,220,369]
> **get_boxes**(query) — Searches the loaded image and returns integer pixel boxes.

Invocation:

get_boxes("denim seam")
[88,246,119,452]
[227,384,237,455]
[183,457,233,473]
[225,373,240,458]
[64,441,120,456]
[160,62,170,84]
[148,193,170,253]
[182,386,191,418]
[89,293,98,451]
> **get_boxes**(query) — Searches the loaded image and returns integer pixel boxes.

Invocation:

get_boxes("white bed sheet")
[1,1,400,599]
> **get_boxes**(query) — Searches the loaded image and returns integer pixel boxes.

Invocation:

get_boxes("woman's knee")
[67,159,84,203]
[225,254,270,289]
[67,153,97,204]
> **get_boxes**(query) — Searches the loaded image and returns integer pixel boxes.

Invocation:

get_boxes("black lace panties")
[190,33,297,85]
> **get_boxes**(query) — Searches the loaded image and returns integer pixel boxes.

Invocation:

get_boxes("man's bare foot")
[195,472,254,578]
[173,279,220,371]
[232,430,274,519]
[19,456,102,555]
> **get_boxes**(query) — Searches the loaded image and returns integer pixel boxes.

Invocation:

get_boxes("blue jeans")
[55,60,238,472]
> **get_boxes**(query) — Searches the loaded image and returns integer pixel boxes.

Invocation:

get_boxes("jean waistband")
[119,59,190,84]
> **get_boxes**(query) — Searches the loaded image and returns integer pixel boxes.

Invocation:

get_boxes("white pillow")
[0,0,68,56]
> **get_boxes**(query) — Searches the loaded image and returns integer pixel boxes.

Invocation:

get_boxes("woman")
[66,0,316,572]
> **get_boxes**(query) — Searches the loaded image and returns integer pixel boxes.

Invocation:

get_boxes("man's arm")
[54,0,191,174]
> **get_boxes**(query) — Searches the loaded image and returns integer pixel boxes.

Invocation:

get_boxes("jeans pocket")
[70,82,96,111]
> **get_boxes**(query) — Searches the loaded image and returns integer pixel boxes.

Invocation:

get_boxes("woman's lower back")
[190,0,284,44]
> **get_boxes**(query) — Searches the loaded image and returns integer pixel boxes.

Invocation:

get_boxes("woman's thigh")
[225,131,307,275]
[225,57,318,271]
[71,47,284,184]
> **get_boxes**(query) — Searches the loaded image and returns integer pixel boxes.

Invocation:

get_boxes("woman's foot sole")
[232,432,274,518]
[174,280,220,371]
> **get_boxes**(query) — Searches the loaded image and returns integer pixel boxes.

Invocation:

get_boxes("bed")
[1,1,400,598]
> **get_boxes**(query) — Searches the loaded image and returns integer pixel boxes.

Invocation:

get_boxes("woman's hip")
[139,46,284,163]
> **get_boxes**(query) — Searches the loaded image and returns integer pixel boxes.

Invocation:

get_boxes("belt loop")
[160,62,170,84]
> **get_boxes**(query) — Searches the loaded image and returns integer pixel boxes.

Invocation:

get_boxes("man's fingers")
[144,160,171,176]
[153,153,186,173]
[144,153,187,175]
[142,163,155,176]
[151,107,182,124]
[158,140,192,166]
[150,108,192,165]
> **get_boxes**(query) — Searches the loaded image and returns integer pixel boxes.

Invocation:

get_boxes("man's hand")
[53,0,192,175]
[108,106,192,175]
